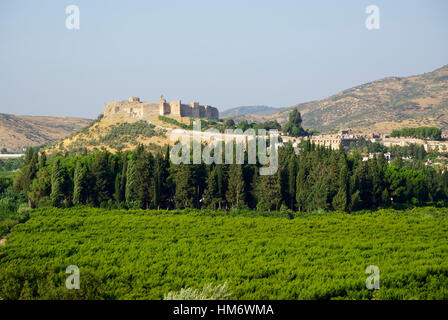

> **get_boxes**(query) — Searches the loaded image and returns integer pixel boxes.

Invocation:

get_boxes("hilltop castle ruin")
[103,96,219,121]
[158,95,219,120]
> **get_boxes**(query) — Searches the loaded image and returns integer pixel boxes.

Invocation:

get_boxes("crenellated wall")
[158,96,218,120]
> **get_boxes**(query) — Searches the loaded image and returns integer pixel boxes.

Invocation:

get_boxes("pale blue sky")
[0,0,447,118]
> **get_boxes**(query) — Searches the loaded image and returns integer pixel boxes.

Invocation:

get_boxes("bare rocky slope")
[241,65,448,133]
[0,113,92,152]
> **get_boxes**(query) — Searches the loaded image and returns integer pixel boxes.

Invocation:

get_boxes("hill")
[0,113,92,152]
[45,116,169,154]
[221,105,286,117]
[243,65,448,133]
[46,98,223,155]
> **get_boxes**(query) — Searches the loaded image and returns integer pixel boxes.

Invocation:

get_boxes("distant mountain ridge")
[237,64,448,133]
[221,105,286,117]
[0,113,92,152]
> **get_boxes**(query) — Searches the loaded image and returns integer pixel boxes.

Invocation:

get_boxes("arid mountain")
[221,105,286,117]
[243,65,448,133]
[0,113,92,152]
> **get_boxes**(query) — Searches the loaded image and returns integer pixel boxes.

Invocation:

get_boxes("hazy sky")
[0,0,447,118]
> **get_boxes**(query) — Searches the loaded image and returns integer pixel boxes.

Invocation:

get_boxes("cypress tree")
[332,186,347,211]
[282,109,304,137]
[287,154,297,209]
[134,149,154,208]
[117,155,128,203]
[226,164,245,208]
[307,164,329,211]
[153,152,169,209]
[327,153,340,206]
[40,151,47,169]
[349,190,362,212]
[332,156,349,211]
[173,164,196,209]
[296,159,308,212]
[25,153,39,195]
[125,160,138,206]
[24,147,34,166]
[278,145,290,207]
[113,172,123,204]
[92,151,112,205]
[381,188,391,206]
[352,160,373,208]
[216,164,225,209]
[50,158,64,207]
[257,172,283,211]
[73,161,87,205]
[203,166,220,209]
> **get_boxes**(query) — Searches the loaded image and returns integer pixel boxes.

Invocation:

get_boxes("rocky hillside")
[0,113,92,152]
[247,65,448,133]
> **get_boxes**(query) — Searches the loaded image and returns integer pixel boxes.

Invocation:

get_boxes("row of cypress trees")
[13,141,448,212]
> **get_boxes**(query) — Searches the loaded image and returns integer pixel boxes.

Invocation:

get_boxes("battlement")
[158,95,219,120]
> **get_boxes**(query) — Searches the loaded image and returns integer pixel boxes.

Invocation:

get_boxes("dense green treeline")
[1,206,447,299]
[390,126,442,140]
[12,140,448,212]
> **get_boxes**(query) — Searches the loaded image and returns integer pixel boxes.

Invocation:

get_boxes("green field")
[0,207,447,300]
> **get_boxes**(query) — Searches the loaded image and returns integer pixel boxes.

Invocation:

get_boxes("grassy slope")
[0,207,447,300]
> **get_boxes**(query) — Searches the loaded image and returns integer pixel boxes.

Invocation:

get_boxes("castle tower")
[170,100,182,116]
[159,95,170,115]
[191,102,200,118]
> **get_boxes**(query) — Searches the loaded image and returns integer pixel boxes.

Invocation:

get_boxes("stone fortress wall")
[103,96,219,121]
[158,95,219,120]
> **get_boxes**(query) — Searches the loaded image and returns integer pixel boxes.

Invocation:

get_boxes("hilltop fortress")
[103,95,219,120]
